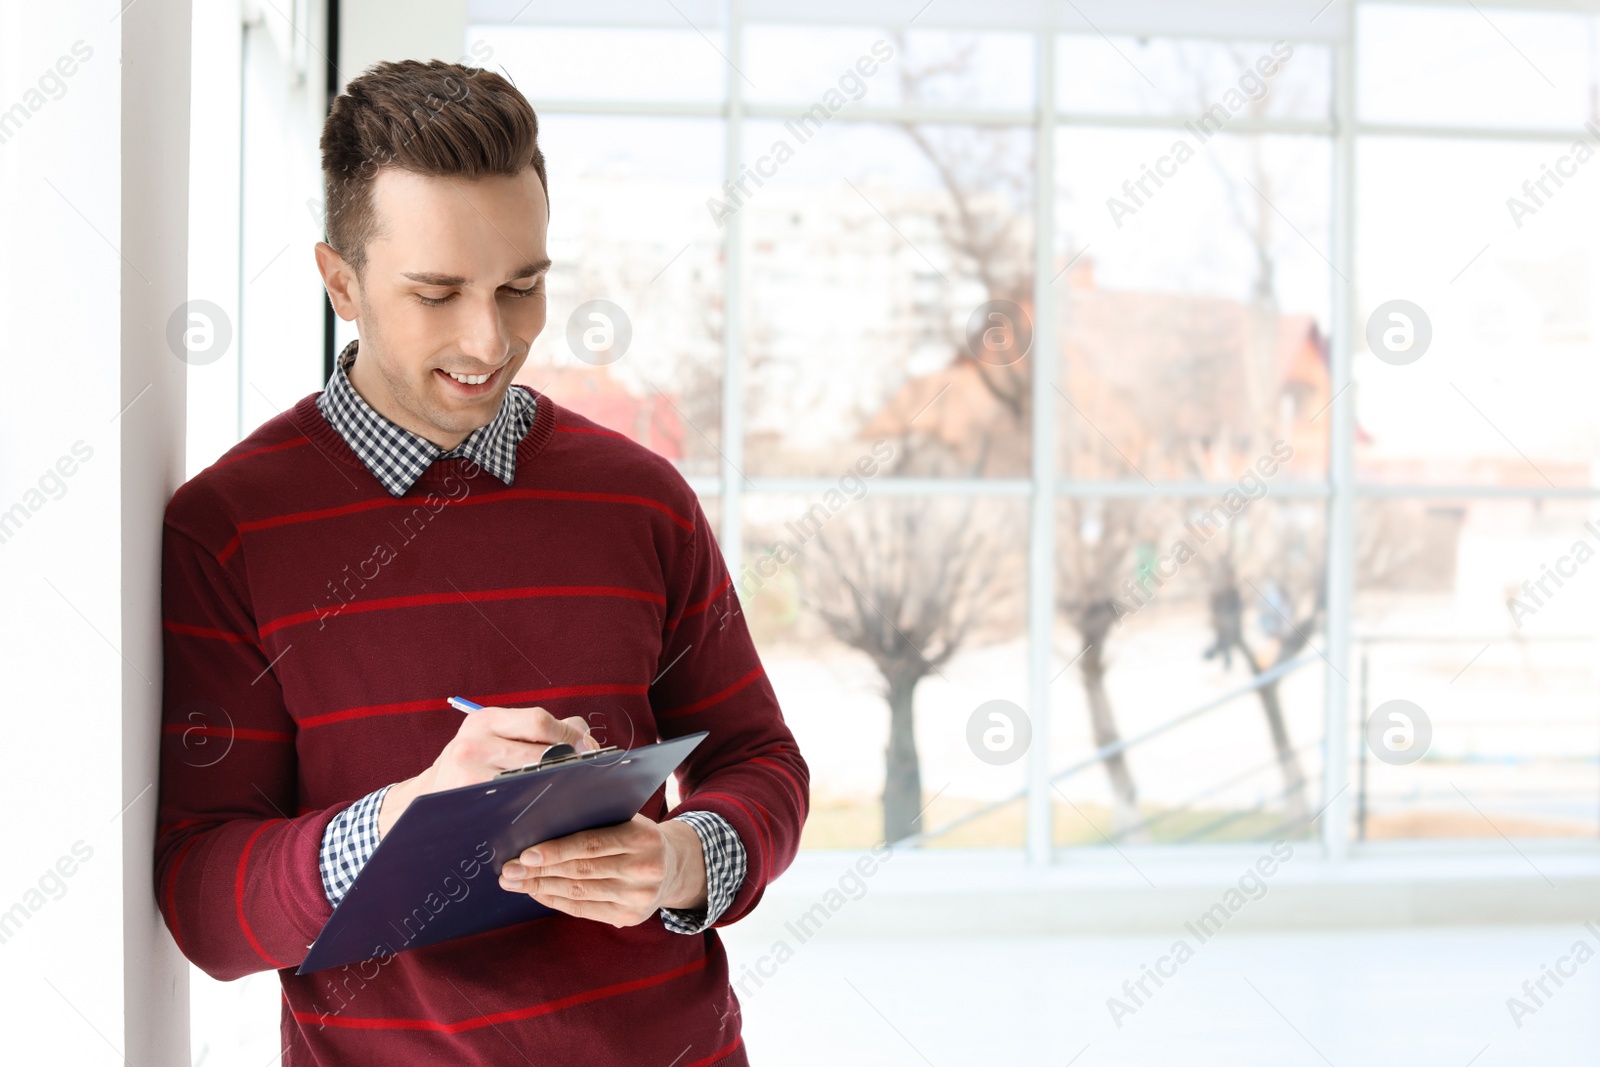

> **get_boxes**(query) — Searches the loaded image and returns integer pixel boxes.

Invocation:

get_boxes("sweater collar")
[315,339,537,497]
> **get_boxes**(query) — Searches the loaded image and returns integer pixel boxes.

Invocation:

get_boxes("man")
[155,59,807,1066]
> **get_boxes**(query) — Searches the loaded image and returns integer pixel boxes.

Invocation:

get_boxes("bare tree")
[1198,512,1321,827]
[1056,499,1160,832]
[795,444,1018,842]
[1198,494,1427,833]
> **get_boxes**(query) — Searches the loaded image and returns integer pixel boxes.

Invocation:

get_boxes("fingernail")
[503,862,523,878]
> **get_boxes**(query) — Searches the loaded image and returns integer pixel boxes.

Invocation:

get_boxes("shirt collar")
[316,339,537,497]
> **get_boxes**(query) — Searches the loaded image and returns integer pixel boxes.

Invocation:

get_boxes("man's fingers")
[518,820,638,868]
[556,715,600,752]
[480,705,594,748]
[522,890,603,924]
[480,736,568,772]
[501,879,645,928]
[465,706,597,769]
[501,873,624,901]
[505,855,611,880]
[494,815,665,929]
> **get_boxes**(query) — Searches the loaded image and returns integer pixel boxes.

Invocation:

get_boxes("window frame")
[467,0,1600,862]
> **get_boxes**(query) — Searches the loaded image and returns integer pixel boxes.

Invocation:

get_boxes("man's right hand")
[377,705,597,838]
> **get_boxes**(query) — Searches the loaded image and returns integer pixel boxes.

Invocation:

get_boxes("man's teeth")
[446,371,492,385]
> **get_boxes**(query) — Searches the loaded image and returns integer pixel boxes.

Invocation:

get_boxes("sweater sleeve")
[651,496,810,927]
[153,525,342,981]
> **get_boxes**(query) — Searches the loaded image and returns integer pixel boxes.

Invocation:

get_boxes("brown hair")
[319,59,548,274]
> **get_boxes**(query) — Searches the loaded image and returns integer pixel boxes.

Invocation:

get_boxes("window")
[470,2,1600,850]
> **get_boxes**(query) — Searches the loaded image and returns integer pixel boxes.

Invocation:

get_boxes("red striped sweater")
[155,387,808,1066]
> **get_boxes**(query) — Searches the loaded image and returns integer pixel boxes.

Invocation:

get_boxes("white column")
[718,0,745,579]
[1322,5,1358,860]
[1026,29,1058,865]
[187,0,244,474]
[238,0,338,434]
[0,0,190,1063]
[123,0,195,1059]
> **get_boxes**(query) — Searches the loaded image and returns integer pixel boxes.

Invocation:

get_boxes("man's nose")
[459,295,510,363]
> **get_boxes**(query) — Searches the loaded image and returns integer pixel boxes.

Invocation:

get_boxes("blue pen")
[447,696,483,714]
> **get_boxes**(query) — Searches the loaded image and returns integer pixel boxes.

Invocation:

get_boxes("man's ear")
[314,242,360,321]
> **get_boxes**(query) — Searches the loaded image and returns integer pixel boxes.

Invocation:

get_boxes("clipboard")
[297,730,708,974]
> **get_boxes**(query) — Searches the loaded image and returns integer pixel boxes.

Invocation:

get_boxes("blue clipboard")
[297,730,708,974]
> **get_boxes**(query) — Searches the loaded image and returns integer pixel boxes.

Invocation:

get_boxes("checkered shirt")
[315,339,535,496]
[313,340,744,933]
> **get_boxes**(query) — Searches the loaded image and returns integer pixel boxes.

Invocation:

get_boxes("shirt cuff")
[317,783,393,908]
[660,810,745,935]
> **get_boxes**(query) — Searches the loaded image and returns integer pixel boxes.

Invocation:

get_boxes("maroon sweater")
[155,387,808,1066]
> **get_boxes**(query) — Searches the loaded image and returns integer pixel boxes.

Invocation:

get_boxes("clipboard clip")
[493,743,622,779]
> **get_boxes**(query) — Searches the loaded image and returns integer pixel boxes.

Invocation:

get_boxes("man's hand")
[497,814,708,927]
[377,705,596,837]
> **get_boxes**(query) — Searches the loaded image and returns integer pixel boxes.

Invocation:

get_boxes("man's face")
[324,165,550,448]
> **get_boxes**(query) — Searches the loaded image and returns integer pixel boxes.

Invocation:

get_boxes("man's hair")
[319,59,548,274]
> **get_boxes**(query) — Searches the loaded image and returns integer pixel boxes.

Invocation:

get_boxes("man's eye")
[416,292,455,306]
[504,280,544,299]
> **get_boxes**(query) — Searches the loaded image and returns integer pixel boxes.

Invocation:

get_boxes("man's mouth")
[435,365,504,395]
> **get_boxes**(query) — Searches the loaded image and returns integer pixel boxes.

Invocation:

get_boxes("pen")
[447,696,483,714]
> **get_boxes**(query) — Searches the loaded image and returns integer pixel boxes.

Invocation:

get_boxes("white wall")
[0,0,190,1063]
[340,0,468,91]
[238,0,334,443]
[186,0,244,476]
[187,0,331,475]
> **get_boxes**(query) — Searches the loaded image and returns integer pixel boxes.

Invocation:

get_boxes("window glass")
[744,26,1034,110]
[744,493,1029,849]
[1358,3,1597,129]
[1058,34,1330,120]
[1051,497,1328,844]
[1054,128,1333,480]
[470,24,726,103]
[741,120,1034,478]
[1353,496,1600,840]
[1356,137,1600,488]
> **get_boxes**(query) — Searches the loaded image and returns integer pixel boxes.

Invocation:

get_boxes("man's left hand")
[498,814,707,927]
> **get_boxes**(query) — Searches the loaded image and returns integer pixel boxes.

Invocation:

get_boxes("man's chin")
[414,386,504,437]
[422,405,493,436]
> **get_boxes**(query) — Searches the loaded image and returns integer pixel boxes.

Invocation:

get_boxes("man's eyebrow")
[401,259,553,287]
[505,258,553,281]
